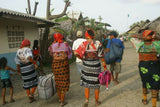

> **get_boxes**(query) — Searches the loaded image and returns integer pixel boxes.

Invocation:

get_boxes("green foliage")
[69,53,76,64]
[50,8,55,15]
[90,18,96,30]
[96,23,106,30]
[71,17,88,31]
[51,27,69,36]
[64,0,69,3]
[54,16,69,22]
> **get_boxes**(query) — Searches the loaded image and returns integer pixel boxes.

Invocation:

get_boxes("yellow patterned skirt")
[52,59,70,92]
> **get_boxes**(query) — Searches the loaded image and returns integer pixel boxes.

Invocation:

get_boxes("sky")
[0,0,160,33]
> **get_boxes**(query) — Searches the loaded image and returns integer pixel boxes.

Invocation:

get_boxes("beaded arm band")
[101,58,107,70]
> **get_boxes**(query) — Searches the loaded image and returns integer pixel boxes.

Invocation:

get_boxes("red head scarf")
[20,39,30,48]
[142,30,155,40]
[53,33,63,43]
[85,29,95,39]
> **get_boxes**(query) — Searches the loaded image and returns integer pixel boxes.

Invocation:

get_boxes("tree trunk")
[49,0,70,20]
[40,0,71,63]
[40,26,52,63]
[27,0,31,14]
[46,0,50,19]
[33,2,39,16]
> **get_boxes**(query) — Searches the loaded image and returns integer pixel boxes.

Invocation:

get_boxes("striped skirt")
[52,59,70,92]
[81,59,101,89]
[20,62,38,89]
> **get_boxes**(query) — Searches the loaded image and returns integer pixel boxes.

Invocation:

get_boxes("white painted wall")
[0,17,40,54]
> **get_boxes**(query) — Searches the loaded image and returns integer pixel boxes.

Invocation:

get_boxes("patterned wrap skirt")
[81,59,101,89]
[52,59,70,92]
[20,62,38,89]
[138,61,160,90]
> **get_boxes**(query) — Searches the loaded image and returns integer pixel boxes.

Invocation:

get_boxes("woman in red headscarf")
[15,39,38,103]
[48,33,72,106]
[74,29,107,107]
[131,30,160,107]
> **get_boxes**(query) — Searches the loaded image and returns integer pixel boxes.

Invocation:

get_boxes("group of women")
[48,30,106,106]
[14,29,160,107]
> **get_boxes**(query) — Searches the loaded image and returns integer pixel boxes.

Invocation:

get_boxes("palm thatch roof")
[138,17,160,34]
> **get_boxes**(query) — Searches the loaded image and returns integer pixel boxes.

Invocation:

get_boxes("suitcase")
[37,73,56,100]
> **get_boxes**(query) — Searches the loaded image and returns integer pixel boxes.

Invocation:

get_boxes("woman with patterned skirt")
[15,39,38,103]
[48,33,72,106]
[131,30,160,107]
[74,29,107,107]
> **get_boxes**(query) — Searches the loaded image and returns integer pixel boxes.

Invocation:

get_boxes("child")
[0,57,17,105]
[32,40,45,75]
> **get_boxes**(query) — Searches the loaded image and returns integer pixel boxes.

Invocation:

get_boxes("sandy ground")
[0,41,159,107]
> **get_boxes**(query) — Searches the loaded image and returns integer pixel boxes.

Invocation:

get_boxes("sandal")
[142,99,148,105]
[95,101,101,106]
[114,80,120,85]
[60,102,68,106]
[28,96,36,103]
[83,101,89,107]
[2,101,8,105]
[157,93,159,101]
[10,99,15,103]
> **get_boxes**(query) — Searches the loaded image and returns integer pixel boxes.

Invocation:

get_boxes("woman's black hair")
[148,31,154,36]
[33,40,38,49]
[87,29,94,36]
[0,57,7,69]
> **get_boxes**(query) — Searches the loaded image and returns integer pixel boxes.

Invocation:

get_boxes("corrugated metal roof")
[0,8,55,25]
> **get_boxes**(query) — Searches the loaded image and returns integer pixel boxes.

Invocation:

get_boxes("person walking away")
[131,30,160,107]
[32,40,45,75]
[74,29,107,107]
[15,39,38,103]
[105,31,124,84]
[72,30,86,73]
[0,57,17,105]
[48,33,72,106]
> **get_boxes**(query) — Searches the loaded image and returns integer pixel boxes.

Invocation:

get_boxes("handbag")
[98,70,111,90]
[105,40,123,64]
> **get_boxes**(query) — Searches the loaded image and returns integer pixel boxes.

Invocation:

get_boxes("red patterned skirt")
[52,59,70,92]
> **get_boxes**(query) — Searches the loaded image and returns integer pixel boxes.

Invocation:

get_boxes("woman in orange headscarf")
[15,39,38,103]
[74,29,107,107]
[132,30,160,107]
[48,33,72,106]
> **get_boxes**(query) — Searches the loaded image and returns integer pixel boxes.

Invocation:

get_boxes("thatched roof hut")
[127,25,141,35]
[139,17,160,35]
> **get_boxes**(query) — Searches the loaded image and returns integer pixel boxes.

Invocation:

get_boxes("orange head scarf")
[142,30,155,40]
[85,29,95,39]
[20,39,30,48]
[53,33,63,43]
